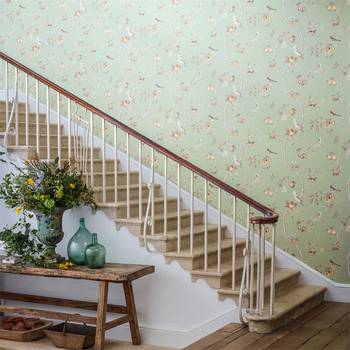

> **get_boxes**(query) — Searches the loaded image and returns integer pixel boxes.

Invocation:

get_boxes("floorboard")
[183,302,350,350]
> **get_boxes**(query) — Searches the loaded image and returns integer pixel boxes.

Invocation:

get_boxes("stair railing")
[0,52,279,321]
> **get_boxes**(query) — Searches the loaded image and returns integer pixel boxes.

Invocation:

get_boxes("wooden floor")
[184,302,350,350]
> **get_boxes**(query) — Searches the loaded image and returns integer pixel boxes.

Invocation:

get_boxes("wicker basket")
[45,322,96,350]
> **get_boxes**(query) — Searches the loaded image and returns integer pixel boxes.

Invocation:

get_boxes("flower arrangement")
[0,158,96,215]
[0,157,97,264]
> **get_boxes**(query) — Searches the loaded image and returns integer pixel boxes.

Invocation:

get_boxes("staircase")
[0,52,327,335]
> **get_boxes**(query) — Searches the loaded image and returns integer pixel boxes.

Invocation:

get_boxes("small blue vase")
[67,218,92,265]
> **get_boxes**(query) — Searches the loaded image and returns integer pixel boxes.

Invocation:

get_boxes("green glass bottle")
[85,233,106,269]
[67,218,92,265]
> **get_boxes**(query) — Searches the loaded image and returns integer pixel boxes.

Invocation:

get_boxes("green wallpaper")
[0,1,349,283]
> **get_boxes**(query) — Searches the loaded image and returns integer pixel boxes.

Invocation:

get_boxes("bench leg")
[123,281,141,345]
[95,281,108,350]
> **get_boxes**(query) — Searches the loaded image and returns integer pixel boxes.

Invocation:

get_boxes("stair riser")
[94,186,161,203]
[165,245,237,271]
[85,173,139,187]
[116,199,178,218]
[145,213,203,234]
[0,104,27,113]
[0,122,62,134]
[28,147,100,160]
[6,135,76,147]
[158,229,227,253]
[0,112,47,123]
[84,161,116,172]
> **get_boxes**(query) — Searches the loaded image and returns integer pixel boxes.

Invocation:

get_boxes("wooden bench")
[0,261,155,349]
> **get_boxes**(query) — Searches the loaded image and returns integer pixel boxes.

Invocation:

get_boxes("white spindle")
[204,180,208,271]
[232,197,237,290]
[163,156,168,238]
[177,163,181,252]
[270,223,276,316]
[102,119,106,203]
[256,224,261,314]
[46,86,50,161]
[67,100,72,162]
[250,223,255,312]
[14,68,18,146]
[90,112,94,187]
[260,224,265,315]
[190,171,194,254]
[217,188,222,272]
[57,92,61,166]
[246,206,251,290]
[151,148,155,236]
[25,74,29,147]
[138,140,142,218]
[126,133,130,218]
[5,62,8,128]
[114,126,118,205]
[35,79,39,154]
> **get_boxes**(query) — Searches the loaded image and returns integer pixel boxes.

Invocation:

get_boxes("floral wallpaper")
[0,0,349,283]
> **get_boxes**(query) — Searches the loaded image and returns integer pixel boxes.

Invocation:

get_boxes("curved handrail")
[0,51,277,218]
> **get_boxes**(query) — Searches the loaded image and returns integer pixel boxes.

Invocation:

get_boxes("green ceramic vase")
[36,208,65,263]
[85,233,106,269]
[67,218,92,265]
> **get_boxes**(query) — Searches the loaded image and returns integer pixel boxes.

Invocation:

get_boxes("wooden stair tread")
[246,284,327,322]
[217,268,300,295]
[164,239,240,258]
[93,183,161,191]
[84,170,139,176]
[97,196,177,208]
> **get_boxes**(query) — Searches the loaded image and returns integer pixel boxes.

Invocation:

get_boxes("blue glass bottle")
[67,218,92,265]
[85,233,106,269]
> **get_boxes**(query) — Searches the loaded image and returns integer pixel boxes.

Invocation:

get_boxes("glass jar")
[85,233,106,269]
[67,218,92,265]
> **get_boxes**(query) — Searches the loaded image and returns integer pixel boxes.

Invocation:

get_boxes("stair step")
[217,268,300,299]
[93,183,161,203]
[84,171,139,186]
[6,133,76,147]
[0,111,47,123]
[246,284,327,333]
[164,239,245,270]
[137,224,228,253]
[190,253,272,289]
[0,121,62,134]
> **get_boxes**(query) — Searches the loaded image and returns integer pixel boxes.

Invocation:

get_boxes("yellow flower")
[15,207,22,215]
[40,195,45,201]
[26,178,34,186]
[69,183,76,189]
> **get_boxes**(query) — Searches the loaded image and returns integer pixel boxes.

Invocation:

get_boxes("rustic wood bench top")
[0,260,155,282]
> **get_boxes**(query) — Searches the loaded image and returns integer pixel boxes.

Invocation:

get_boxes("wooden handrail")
[0,51,277,218]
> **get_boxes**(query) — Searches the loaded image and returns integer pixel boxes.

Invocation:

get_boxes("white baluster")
[246,205,251,291]
[14,68,18,147]
[46,86,50,161]
[151,148,155,236]
[270,223,276,316]
[126,133,130,218]
[177,163,181,252]
[25,74,29,147]
[217,188,222,273]
[163,156,167,238]
[67,99,71,162]
[90,112,94,187]
[5,62,8,129]
[250,223,255,312]
[138,140,142,218]
[256,224,261,314]
[204,180,208,271]
[57,92,61,166]
[190,171,194,254]
[102,119,106,203]
[232,197,237,290]
[114,126,118,205]
[260,224,265,315]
